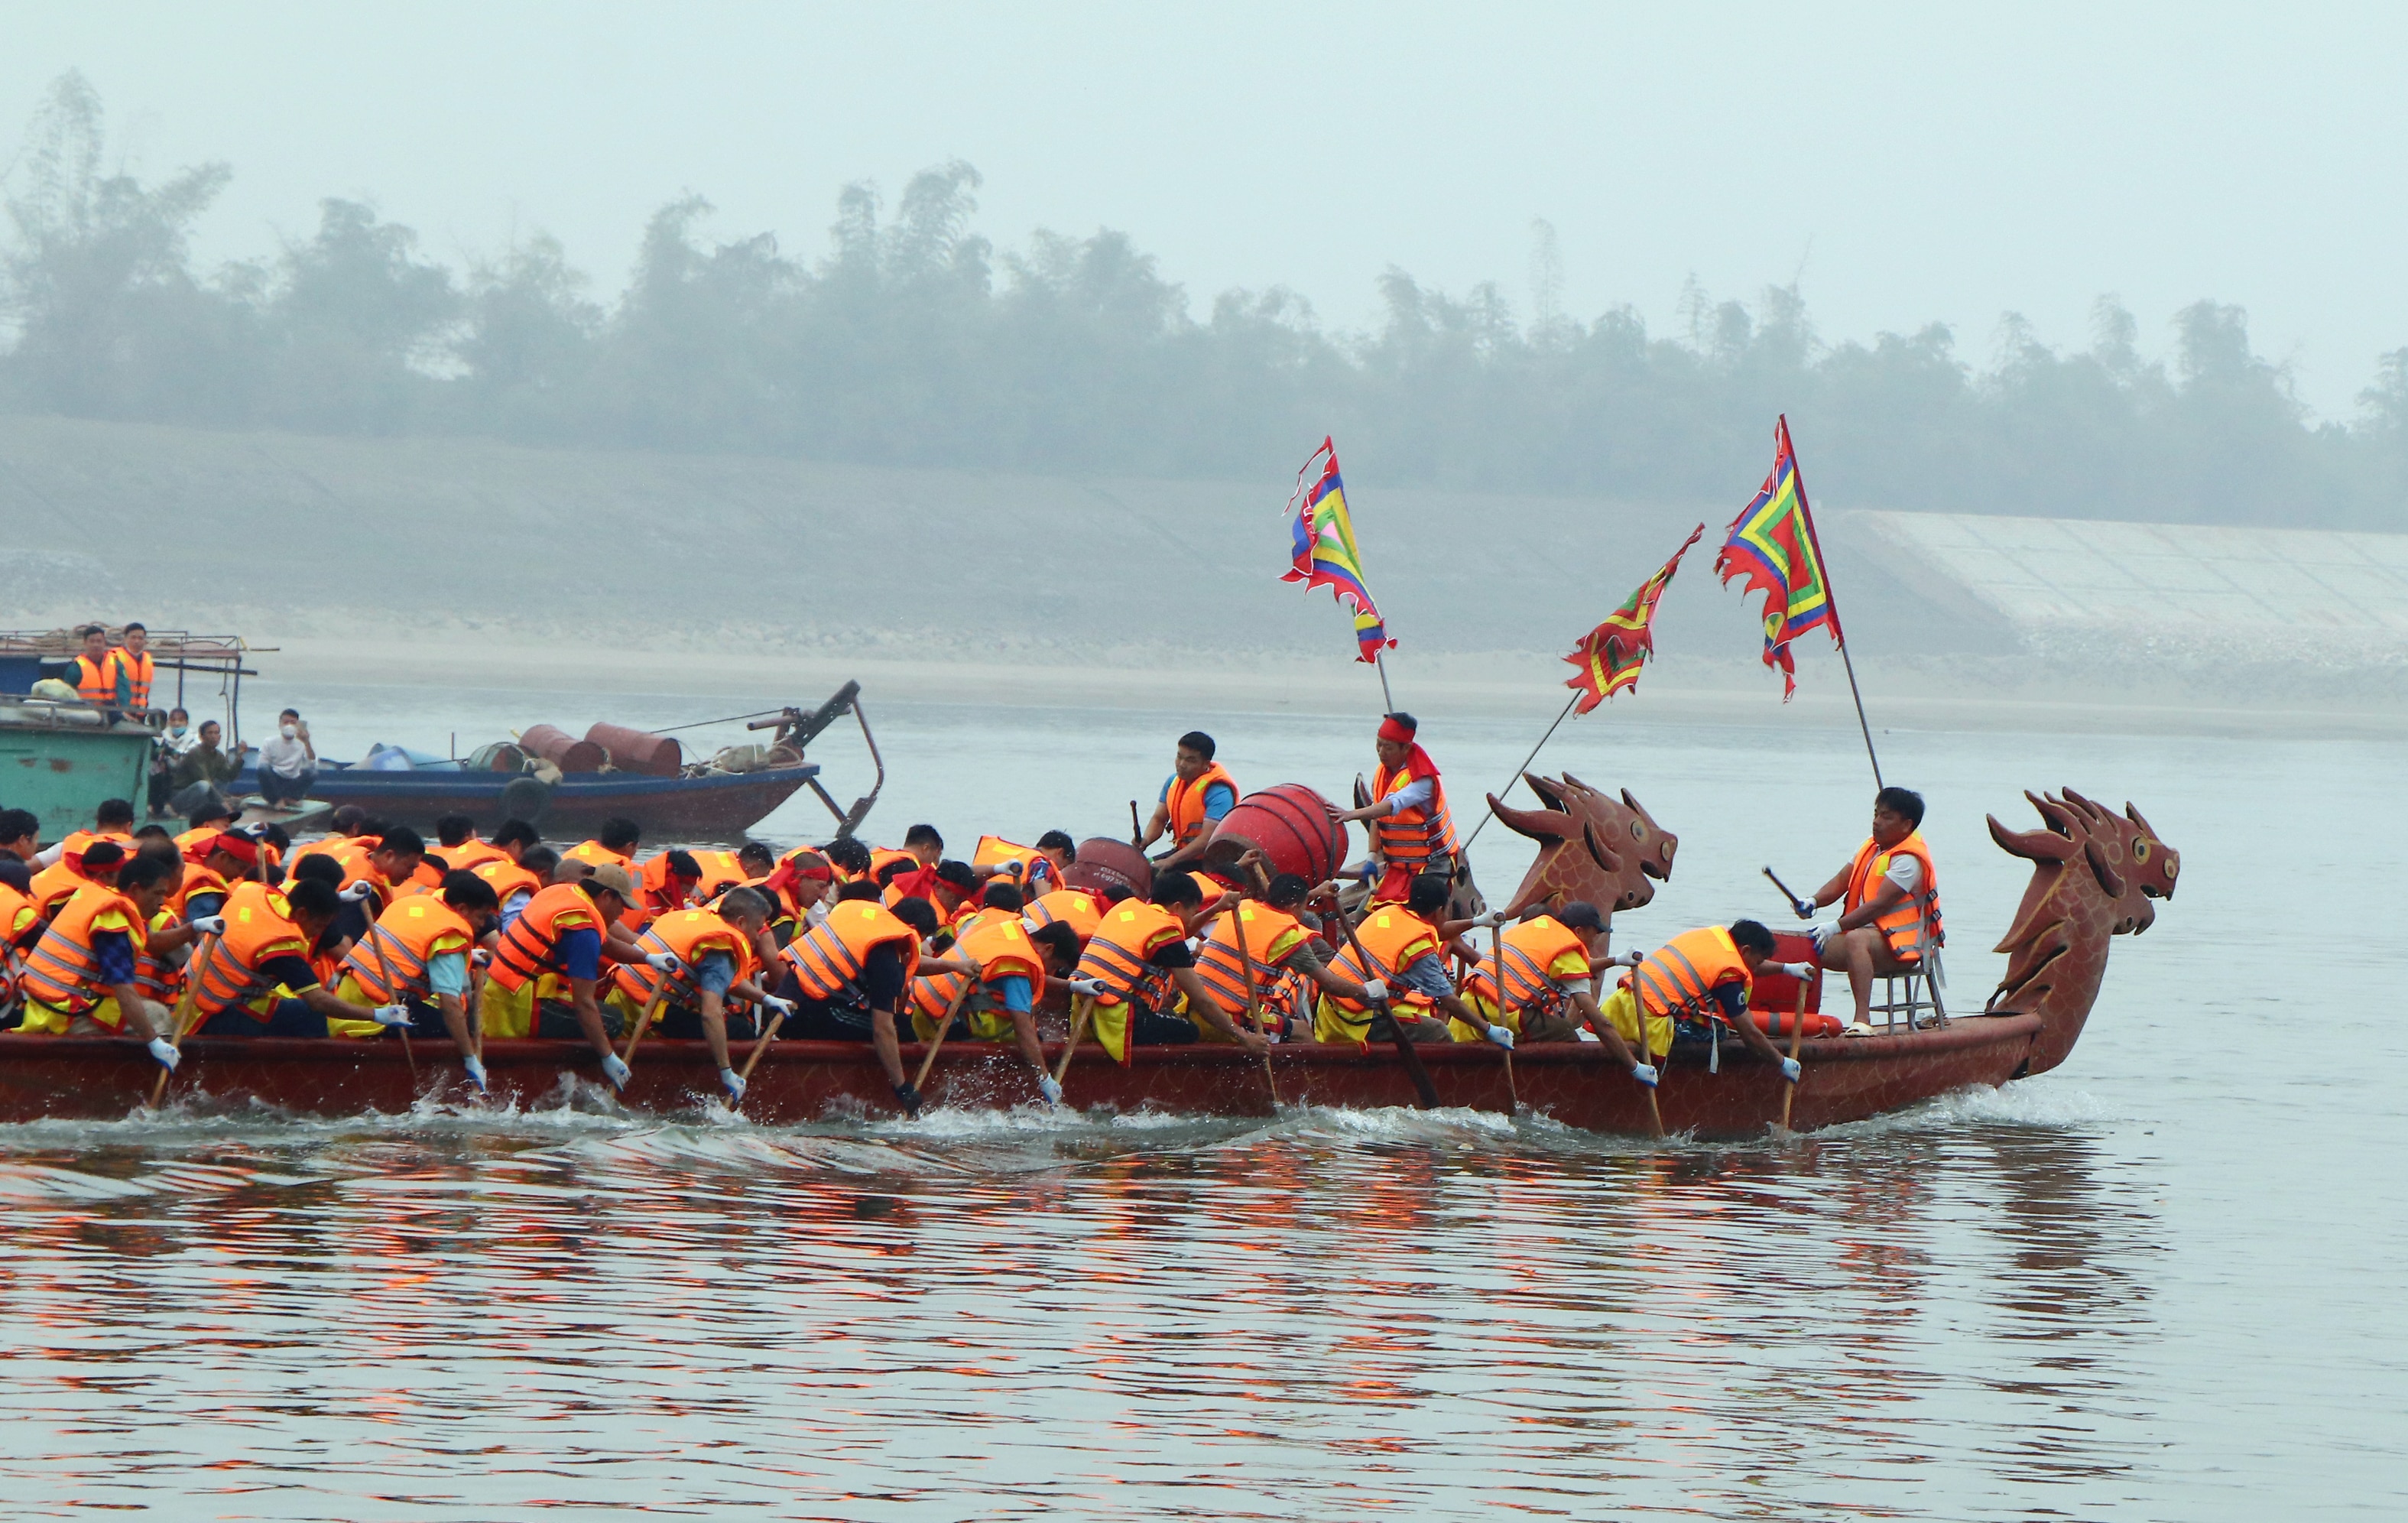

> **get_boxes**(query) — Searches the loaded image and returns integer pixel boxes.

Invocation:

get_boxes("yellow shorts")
[1602,985,1672,1060]
[481,979,535,1039]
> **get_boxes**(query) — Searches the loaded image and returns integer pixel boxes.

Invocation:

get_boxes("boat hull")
[228,763,816,842]
[0,1015,2042,1138]
[0,717,154,840]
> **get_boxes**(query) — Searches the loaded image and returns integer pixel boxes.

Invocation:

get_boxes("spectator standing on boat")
[256,710,316,804]
[115,624,155,714]
[1333,713,1458,906]
[1793,787,1944,1031]
[170,720,243,796]
[0,809,40,893]
[563,817,641,873]
[1137,732,1238,870]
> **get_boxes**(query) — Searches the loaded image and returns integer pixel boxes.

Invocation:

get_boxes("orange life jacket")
[30,859,97,918]
[187,882,314,1018]
[1326,906,1442,1014]
[1023,888,1105,943]
[779,901,921,1003]
[1634,925,1754,1028]
[114,648,154,711]
[132,905,187,1005]
[1166,763,1238,847]
[686,850,750,899]
[486,883,606,992]
[19,883,141,1015]
[71,653,116,704]
[1190,902,1303,1024]
[1370,761,1456,874]
[174,826,224,859]
[1071,901,1185,1008]
[611,908,755,1011]
[472,859,541,908]
[341,894,477,1005]
[910,915,1050,1023]
[971,835,1059,899]
[1463,915,1591,1020]
[563,840,634,878]
[1843,831,1943,965]
[0,882,38,950]
[439,838,509,872]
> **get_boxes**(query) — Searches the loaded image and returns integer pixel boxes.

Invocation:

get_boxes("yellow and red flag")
[1564,524,1705,713]
[1716,414,1841,699]
[1281,437,1394,663]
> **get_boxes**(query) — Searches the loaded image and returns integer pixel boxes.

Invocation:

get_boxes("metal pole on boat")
[1374,652,1395,713]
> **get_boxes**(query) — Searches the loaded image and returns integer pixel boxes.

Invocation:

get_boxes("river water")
[2,687,2395,1519]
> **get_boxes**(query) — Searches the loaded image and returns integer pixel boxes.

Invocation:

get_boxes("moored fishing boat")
[0,783,2175,1138]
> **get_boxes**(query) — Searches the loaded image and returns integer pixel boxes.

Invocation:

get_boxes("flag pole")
[1786,421,1882,789]
[1460,692,1578,852]
[1374,651,1394,713]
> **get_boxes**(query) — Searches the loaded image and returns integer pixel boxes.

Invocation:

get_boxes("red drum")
[1065,839,1153,901]
[585,723,682,778]
[519,723,606,774]
[1202,784,1347,888]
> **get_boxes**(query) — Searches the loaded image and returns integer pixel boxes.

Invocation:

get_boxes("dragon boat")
[0,780,2174,1138]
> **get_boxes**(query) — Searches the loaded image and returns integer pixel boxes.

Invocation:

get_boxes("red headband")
[1377,716,1417,745]
[210,832,259,865]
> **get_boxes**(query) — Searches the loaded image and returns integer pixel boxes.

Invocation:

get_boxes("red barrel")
[1066,838,1153,901]
[1203,784,1346,887]
[586,723,682,778]
[520,723,606,774]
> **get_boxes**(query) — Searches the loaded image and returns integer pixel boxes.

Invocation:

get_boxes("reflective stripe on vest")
[1072,902,1183,1005]
[1634,926,1752,1027]
[612,910,752,1008]
[1024,889,1102,942]
[116,650,153,710]
[72,654,115,704]
[1845,832,1943,965]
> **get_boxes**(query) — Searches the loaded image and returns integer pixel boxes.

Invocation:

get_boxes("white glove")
[1780,1057,1803,1083]
[719,1066,746,1101]
[1614,950,1645,969]
[1485,1024,1516,1050]
[1066,977,1103,996]
[600,1052,631,1090]
[1360,977,1390,1002]
[1631,1061,1659,1088]
[1037,1074,1064,1106]
[1475,909,1508,929]
[1807,922,1838,953]
[761,995,794,1018]
[470,948,490,967]
[371,1005,411,1027]
[996,860,1021,877]
[645,950,683,973]
[188,914,226,934]
[1792,897,1816,921]
[147,1037,180,1071]
[1781,961,1816,979]
[338,882,375,903]
[462,1054,488,1093]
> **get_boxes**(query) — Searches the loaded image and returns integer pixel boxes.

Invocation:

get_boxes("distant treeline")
[4,73,2403,528]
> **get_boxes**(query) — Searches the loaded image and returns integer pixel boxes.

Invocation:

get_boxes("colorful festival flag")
[1716,414,1842,699]
[1563,524,1705,713]
[1282,437,1394,664]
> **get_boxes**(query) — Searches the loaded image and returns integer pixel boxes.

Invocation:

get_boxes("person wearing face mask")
[256,708,317,805]
[148,706,200,820]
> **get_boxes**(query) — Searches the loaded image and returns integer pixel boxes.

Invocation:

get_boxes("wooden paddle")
[1230,904,1280,1107]
[1778,977,1809,1132]
[727,1003,788,1115]
[1330,914,1440,1110]
[1490,922,1518,1112]
[1052,992,1095,1086]
[1128,800,1144,848]
[615,973,677,1067]
[1618,956,1666,1140]
[910,976,978,1091]
[146,932,217,1109]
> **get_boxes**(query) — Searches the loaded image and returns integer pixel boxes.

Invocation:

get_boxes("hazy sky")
[4,2,2402,418]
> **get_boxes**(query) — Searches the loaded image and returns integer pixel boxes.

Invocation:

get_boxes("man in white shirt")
[256,708,318,804]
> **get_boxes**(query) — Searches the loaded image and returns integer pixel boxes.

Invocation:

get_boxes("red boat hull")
[0,1015,2044,1138]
